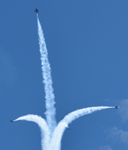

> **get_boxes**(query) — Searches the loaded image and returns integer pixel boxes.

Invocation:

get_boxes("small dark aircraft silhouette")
[34,8,39,13]
[115,105,119,109]
[10,120,13,123]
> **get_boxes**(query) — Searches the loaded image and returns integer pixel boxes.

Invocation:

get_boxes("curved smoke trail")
[14,14,115,150]
[50,106,114,150]
[37,14,56,134]
[14,114,50,150]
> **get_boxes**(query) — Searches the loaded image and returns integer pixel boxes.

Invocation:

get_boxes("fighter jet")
[10,120,13,123]
[66,127,70,130]
[34,8,39,13]
[115,105,119,109]
[63,123,69,130]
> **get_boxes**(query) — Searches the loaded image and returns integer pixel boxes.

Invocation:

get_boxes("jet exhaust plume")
[14,115,50,150]
[37,14,56,134]
[14,14,115,150]
[50,106,114,150]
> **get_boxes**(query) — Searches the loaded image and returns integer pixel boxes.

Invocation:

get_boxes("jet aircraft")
[115,105,119,109]
[10,120,13,123]
[34,8,39,13]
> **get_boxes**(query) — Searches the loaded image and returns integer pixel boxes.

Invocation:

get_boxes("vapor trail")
[50,106,114,150]
[14,115,50,150]
[13,14,115,150]
[37,14,56,134]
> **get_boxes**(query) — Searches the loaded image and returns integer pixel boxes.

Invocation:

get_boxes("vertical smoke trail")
[14,115,50,150]
[50,106,114,150]
[37,14,56,134]
[13,13,115,150]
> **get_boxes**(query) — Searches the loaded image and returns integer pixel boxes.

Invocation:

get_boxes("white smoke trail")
[14,114,50,150]
[50,106,114,150]
[14,14,115,150]
[37,14,56,134]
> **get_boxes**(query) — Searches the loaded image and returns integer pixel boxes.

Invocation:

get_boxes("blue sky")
[0,0,128,150]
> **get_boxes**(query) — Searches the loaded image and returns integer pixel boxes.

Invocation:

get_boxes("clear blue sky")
[0,0,128,150]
